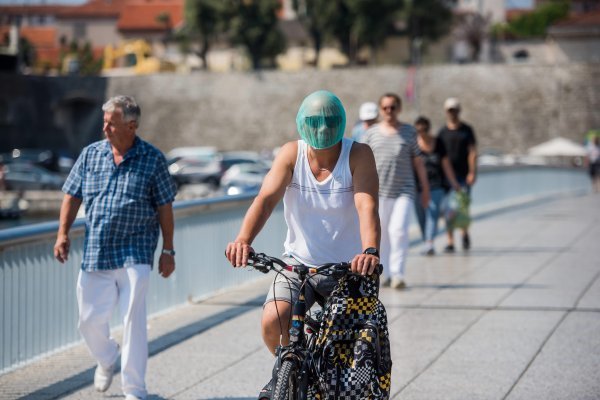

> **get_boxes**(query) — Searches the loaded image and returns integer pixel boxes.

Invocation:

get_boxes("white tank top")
[283,138,362,266]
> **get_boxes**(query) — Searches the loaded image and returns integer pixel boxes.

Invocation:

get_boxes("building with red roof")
[1,0,184,62]
[547,9,600,62]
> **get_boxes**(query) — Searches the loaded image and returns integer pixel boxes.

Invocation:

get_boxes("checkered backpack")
[310,273,392,399]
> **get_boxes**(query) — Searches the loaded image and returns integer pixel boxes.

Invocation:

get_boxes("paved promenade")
[1,193,599,400]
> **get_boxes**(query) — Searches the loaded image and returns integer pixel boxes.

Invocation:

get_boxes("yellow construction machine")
[102,39,176,75]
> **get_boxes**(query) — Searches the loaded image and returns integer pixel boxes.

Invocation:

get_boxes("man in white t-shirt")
[225,90,380,399]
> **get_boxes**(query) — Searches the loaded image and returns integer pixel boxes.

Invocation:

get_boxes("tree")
[184,0,225,70]
[292,0,337,67]
[294,0,403,65]
[225,0,286,70]
[403,0,452,64]
[343,0,404,63]
[496,1,569,39]
[60,40,102,75]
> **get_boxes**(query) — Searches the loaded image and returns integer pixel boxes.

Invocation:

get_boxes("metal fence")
[0,166,591,373]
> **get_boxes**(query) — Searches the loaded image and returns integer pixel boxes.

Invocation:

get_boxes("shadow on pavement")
[408,283,545,290]
[17,295,265,400]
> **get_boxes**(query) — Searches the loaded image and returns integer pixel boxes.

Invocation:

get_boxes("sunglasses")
[304,115,342,129]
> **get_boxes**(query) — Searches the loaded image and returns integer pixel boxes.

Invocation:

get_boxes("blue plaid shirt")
[63,137,177,271]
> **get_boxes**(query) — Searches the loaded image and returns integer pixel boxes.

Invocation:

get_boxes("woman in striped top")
[363,93,430,289]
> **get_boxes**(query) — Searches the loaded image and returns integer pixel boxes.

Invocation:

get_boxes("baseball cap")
[444,97,461,110]
[359,102,378,121]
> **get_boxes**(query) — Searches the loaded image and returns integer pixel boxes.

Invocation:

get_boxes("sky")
[0,0,536,7]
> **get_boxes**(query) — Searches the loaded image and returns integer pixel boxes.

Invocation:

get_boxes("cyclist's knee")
[262,301,291,347]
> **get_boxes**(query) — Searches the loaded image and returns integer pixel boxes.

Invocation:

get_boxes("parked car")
[1,148,53,170]
[4,162,65,190]
[220,151,272,172]
[221,162,271,195]
[167,147,222,187]
[167,148,273,189]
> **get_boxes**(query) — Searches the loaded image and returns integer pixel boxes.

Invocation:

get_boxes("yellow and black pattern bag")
[310,273,392,399]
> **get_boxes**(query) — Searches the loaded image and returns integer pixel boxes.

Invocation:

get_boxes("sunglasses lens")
[305,116,341,129]
[305,116,321,129]
[324,116,341,128]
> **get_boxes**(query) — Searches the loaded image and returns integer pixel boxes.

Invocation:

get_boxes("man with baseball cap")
[438,97,477,252]
[352,101,379,142]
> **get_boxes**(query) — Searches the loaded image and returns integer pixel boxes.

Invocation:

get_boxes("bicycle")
[246,252,385,400]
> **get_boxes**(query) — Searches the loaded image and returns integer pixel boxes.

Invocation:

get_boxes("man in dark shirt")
[438,97,477,252]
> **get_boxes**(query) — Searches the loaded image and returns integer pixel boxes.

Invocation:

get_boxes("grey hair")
[102,95,141,127]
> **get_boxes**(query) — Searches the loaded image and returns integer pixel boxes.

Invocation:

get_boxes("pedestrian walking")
[53,95,177,400]
[437,97,477,252]
[351,101,379,142]
[586,135,600,193]
[414,116,461,255]
[363,93,430,289]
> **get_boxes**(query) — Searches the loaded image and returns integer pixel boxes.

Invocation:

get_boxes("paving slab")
[396,310,565,400]
[0,193,599,400]
[506,311,600,400]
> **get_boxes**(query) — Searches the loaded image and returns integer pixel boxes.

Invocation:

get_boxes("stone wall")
[108,63,600,155]
[1,63,599,156]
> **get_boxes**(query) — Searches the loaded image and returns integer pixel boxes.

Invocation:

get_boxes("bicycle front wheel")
[272,359,300,400]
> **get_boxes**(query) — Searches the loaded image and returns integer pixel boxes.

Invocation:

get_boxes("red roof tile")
[117,0,183,31]
[58,0,128,18]
[0,5,68,17]
[553,9,600,27]
[20,27,57,48]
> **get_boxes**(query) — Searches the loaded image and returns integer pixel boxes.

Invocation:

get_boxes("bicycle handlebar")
[246,252,383,277]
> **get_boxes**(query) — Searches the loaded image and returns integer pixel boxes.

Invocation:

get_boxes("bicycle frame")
[274,264,322,398]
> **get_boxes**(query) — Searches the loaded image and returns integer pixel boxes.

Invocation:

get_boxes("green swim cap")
[296,90,346,149]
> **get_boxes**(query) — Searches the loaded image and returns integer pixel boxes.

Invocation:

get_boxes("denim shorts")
[264,256,337,308]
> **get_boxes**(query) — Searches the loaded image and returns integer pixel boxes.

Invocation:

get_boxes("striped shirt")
[63,137,177,271]
[363,123,421,199]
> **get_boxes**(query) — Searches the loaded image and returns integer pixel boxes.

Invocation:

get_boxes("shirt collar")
[101,136,147,161]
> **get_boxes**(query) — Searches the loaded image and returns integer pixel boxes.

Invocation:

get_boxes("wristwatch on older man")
[162,249,176,256]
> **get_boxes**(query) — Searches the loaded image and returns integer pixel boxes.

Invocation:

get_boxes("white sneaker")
[391,277,406,290]
[94,362,116,392]
[94,345,119,392]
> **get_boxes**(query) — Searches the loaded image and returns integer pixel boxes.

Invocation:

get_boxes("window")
[73,22,86,39]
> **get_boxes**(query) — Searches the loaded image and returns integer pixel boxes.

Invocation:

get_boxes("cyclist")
[225,90,381,399]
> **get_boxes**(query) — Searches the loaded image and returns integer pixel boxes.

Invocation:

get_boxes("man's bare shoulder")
[349,141,375,160]
[273,140,299,168]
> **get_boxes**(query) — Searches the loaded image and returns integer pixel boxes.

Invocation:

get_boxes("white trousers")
[77,264,150,399]
[379,195,413,280]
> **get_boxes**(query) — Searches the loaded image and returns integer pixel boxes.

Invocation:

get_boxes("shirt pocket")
[83,167,111,197]
[123,169,151,201]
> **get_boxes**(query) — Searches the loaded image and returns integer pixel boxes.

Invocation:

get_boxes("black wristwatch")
[363,247,379,258]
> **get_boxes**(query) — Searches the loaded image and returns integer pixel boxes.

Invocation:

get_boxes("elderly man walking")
[54,95,177,400]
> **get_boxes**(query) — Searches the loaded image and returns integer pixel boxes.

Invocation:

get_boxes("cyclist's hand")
[225,241,254,268]
[351,253,379,276]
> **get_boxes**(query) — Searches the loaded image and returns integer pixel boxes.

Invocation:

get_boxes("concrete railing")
[0,166,591,373]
